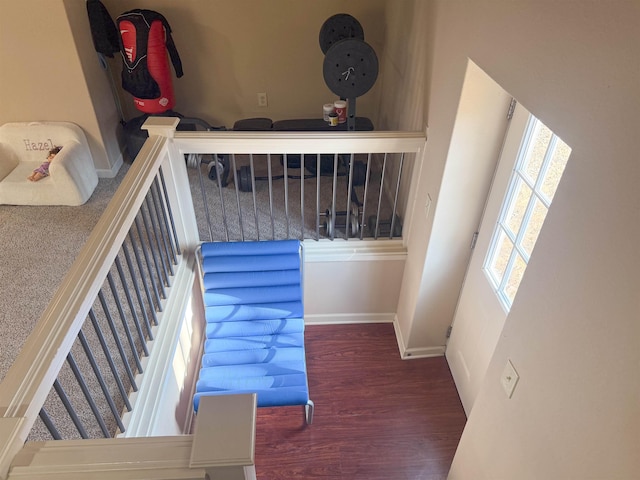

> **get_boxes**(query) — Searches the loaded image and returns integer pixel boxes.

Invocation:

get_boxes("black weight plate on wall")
[319,13,365,54]
[237,165,253,192]
[280,154,302,169]
[207,154,230,187]
[323,38,378,99]
[352,160,366,186]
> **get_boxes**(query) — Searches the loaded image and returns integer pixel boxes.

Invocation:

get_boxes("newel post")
[141,116,201,252]
[189,394,258,480]
[0,417,26,480]
[142,116,180,138]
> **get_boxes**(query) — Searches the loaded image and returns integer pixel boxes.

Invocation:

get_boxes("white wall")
[383,1,640,477]
[303,242,406,325]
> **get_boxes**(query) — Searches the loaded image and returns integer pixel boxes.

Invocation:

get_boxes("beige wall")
[1,1,389,171]
[385,0,639,478]
[63,0,123,175]
[374,0,435,239]
[101,0,387,129]
[0,0,119,174]
[376,0,433,132]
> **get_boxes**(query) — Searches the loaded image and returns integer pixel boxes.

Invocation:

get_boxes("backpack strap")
[164,27,184,78]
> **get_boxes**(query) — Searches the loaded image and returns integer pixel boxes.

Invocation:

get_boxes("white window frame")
[483,114,569,312]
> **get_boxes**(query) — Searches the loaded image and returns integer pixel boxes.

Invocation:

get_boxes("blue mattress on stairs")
[193,240,313,423]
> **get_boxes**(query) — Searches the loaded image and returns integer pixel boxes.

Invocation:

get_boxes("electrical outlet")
[257,92,268,107]
[501,359,520,398]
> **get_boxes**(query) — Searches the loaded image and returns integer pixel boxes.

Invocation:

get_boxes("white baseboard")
[304,314,445,359]
[393,316,445,360]
[304,313,395,325]
[96,152,124,178]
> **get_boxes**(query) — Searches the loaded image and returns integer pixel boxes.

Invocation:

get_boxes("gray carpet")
[0,164,130,384]
[188,153,398,243]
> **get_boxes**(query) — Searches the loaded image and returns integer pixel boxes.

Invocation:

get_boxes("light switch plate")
[501,359,519,398]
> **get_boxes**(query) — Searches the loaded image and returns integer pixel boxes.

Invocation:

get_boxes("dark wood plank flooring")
[254,323,467,480]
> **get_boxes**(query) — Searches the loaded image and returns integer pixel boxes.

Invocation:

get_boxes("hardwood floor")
[254,323,467,480]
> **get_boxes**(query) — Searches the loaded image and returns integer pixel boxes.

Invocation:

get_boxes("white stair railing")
[175,130,425,243]
[0,119,426,479]
[0,118,205,478]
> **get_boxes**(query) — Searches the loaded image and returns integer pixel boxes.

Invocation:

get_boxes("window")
[484,114,571,311]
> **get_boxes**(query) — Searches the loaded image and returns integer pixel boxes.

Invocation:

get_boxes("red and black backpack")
[116,9,183,113]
